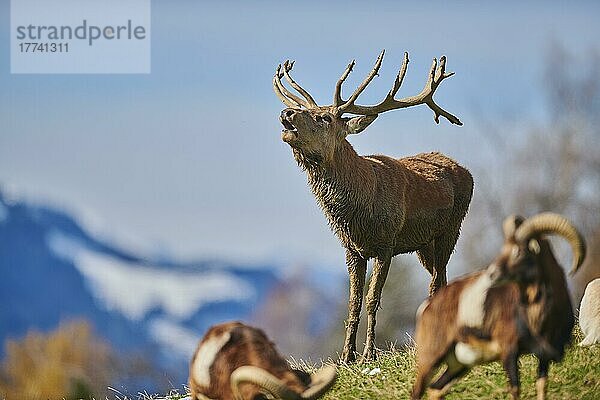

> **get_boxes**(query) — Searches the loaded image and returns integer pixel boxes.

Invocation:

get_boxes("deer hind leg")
[362,252,392,362]
[417,241,436,275]
[417,241,437,294]
[341,251,367,363]
[416,241,445,296]
[429,228,462,295]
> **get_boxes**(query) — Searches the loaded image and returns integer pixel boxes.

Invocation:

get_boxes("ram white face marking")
[192,331,232,387]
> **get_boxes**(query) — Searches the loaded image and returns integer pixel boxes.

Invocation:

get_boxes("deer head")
[274,50,462,162]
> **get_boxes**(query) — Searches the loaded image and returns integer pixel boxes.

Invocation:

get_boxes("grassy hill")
[318,328,599,400]
[320,341,599,399]
[161,330,599,400]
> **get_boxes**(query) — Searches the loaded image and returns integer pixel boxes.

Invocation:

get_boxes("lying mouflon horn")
[231,365,337,400]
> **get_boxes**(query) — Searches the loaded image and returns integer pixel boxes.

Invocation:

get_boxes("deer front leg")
[341,251,367,363]
[362,252,392,362]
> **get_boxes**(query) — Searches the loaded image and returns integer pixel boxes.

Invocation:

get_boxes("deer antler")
[333,59,356,107]
[335,51,462,125]
[273,61,319,109]
[273,51,461,125]
[335,50,385,111]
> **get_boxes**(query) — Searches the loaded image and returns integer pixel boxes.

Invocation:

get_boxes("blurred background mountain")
[1,1,600,398]
[0,190,339,397]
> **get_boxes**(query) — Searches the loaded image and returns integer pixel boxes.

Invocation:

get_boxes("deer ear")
[345,115,378,135]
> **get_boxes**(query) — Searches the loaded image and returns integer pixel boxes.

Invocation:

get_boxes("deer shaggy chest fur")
[274,50,473,362]
[302,146,468,258]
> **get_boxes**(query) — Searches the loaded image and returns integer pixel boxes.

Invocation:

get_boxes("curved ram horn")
[514,212,586,275]
[502,214,525,239]
[301,365,337,399]
[230,366,301,400]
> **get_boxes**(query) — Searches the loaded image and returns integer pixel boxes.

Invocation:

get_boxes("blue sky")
[1,0,599,268]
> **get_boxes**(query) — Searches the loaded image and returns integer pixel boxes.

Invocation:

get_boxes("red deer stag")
[273,50,473,362]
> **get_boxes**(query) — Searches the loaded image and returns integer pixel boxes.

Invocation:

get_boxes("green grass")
[156,329,599,400]
[318,330,600,400]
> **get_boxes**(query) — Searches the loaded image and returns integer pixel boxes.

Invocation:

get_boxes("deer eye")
[322,115,332,123]
[315,115,323,123]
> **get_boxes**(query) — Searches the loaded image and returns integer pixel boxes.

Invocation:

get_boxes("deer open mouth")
[280,117,297,132]
[280,116,298,142]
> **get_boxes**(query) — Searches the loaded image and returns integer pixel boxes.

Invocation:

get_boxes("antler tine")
[421,56,461,125]
[338,50,385,113]
[426,57,438,90]
[340,53,462,125]
[437,56,455,81]
[282,60,319,108]
[273,64,301,108]
[388,51,409,99]
[333,59,356,107]
[274,62,312,108]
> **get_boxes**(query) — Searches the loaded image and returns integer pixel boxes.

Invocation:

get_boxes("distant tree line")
[0,321,114,400]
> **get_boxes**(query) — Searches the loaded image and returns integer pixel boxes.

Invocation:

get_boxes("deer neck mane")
[293,140,374,231]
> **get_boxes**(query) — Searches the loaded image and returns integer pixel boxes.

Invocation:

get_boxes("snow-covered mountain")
[0,190,287,390]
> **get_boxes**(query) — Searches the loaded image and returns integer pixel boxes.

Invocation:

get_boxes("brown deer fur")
[412,214,585,400]
[297,136,472,363]
[275,52,473,362]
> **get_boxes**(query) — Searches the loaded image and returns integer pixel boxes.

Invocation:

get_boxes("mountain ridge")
[0,190,284,390]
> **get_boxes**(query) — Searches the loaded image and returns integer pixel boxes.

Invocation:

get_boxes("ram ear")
[503,215,525,239]
[344,115,378,135]
[528,239,541,254]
